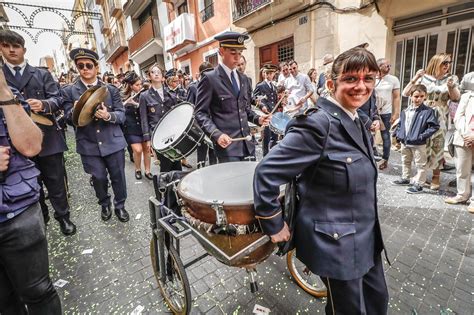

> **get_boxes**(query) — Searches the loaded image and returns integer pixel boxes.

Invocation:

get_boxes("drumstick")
[230,135,252,142]
[269,93,288,115]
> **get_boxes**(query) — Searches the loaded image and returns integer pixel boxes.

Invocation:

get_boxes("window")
[200,0,214,23]
[205,53,218,67]
[178,2,188,16]
[277,38,294,63]
[182,65,190,75]
[138,3,154,26]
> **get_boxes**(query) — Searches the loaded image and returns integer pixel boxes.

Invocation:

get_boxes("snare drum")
[151,102,205,161]
[269,112,291,135]
[177,162,275,267]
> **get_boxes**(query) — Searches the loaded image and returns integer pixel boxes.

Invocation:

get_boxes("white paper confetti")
[135,213,142,220]
[253,304,270,314]
[82,249,94,255]
[54,279,69,288]
[130,305,144,315]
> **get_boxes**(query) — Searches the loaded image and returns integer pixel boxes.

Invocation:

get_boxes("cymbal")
[73,86,108,127]
[31,112,53,126]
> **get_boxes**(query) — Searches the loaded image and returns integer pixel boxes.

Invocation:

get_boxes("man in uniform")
[195,31,270,163]
[253,64,278,156]
[0,68,62,314]
[0,29,75,235]
[62,48,129,222]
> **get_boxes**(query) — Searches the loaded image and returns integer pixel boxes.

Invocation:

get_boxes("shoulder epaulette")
[295,107,318,118]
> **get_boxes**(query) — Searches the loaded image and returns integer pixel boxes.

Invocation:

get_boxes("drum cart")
[149,170,326,315]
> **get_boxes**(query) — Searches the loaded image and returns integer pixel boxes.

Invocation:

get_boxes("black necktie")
[230,71,240,96]
[13,66,22,83]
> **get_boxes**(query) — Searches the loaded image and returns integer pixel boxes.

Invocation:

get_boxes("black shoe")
[58,217,76,236]
[392,178,410,186]
[115,208,129,222]
[406,184,423,194]
[43,214,50,225]
[135,170,142,180]
[101,205,112,221]
[144,172,153,180]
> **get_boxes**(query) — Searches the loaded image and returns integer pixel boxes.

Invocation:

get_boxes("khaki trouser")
[454,145,474,201]
[401,144,428,185]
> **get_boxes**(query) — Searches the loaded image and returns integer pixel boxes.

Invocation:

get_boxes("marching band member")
[62,48,129,223]
[253,64,278,156]
[0,68,62,314]
[0,29,75,235]
[254,47,389,315]
[139,64,182,172]
[194,31,270,163]
[187,61,216,168]
[122,71,152,180]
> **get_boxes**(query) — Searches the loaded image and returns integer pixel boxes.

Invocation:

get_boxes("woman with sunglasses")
[402,53,461,190]
[254,47,388,314]
[122,72,152,180]
[139,64,182,173]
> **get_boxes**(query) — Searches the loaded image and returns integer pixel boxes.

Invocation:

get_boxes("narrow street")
[45,131,473,314]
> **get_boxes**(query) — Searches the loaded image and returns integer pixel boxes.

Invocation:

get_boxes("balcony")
[123,0,152,19]
[164,13,196,54]
[128,17,164,64]
[105,28,127,63]
[232,0,306,30]
[109,0,122,18]
[99,17,110,34]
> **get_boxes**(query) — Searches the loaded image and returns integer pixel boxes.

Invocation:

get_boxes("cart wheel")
[286,249,327,298]
[150,238,191,315]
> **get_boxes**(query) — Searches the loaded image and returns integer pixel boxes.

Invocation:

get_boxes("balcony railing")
[200,2,214,23]
[105,28,127,62]
[109,0,122,18]
[233,0,272,21]
[128,17,160,56]
[100,17,110,34]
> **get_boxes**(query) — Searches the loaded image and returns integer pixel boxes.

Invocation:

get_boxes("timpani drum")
[151,102,205,161]
[177,162,275,268]
[269,112,291,136]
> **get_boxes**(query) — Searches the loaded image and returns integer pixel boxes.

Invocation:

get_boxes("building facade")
[98,0,130,75]
[164,0,233,80]
[123,0,169,76]
[231,0,472,104]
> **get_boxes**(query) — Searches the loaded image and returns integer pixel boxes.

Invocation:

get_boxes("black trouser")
[80,150,127,209]
[217,156,256,163]
[321,255,388,315]
[33,153,70,220]
[196,144,217,168]
[0,203,62,314]
[157,152,182,173]
[262,126,278,156]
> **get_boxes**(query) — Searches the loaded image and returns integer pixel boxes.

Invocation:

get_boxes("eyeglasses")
[336,74,377,86]
[442,61,453,66]
[77,63,94,70]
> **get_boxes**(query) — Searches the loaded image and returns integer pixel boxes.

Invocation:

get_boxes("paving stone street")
[45,131,473,314]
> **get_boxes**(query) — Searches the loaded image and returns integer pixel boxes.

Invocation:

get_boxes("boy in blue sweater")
[392,84,439,193]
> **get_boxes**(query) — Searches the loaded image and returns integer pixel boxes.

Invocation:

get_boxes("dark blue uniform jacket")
[253,97,386,281]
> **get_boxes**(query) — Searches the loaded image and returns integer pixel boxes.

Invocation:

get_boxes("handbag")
[276,111,331,256]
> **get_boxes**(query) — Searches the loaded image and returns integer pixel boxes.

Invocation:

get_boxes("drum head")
[178,162,257,206]
[270,112,291,134]
[152,102,194,150]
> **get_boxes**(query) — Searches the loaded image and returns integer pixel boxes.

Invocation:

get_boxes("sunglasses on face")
[336,74,377,86]
[77,63,94,70]
[442,61,453,66]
